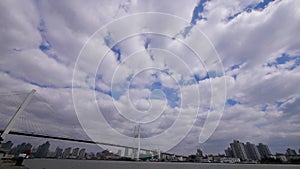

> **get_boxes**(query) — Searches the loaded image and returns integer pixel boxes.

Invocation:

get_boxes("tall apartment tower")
[72,147,80,157]
[35,141,50,158]
[124,147,129,157]
[245,142,261,161]
[230,140,248,161]
[257,143,271,158]
[286,148,297,156]
[62,147,72,159]
[78,148,86,159]
[196,148,203,157]
[225,147,234,157]
[55,147,63,158]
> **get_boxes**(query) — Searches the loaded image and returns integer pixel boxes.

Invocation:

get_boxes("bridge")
[0,90,160,160]
[0,130,153,152]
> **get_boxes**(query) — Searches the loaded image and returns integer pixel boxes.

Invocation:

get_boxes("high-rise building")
[10,143,27,155]
[1,141,13,149]
[62,147,72,159]
[55,147,63,158]
[244,142,261,161]
[257,143,271,158]
[286,148,297,156]
[23,143,32,154]
[117,150,122,156]
[72,147,79,157]
[35,141,50,158]
[225,147,233,157]
[124,148,129,157]
[25,143,32,150]
[196,149,203,157]
[230,140,248,161]
[78,148,86,159]
[132,149,137,159]
[31,147,38,154]
[46,151,56,158]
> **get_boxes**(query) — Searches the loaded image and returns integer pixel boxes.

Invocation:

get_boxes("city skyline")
[0,0,300,155]
[1,139,299,163]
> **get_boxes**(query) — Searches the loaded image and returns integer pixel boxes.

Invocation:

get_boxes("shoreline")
[23,158,300,165]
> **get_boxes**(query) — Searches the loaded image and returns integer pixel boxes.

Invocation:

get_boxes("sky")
[0,0,300,155]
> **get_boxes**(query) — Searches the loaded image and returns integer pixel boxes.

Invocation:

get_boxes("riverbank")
[0,160,28,169]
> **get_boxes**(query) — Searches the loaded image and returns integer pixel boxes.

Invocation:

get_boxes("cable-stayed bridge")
[0,90,160,160]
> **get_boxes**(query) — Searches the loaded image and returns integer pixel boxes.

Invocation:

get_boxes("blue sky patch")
[252,0,276,11]
[151,81,162,90]
[276,53,293,64]
[230,64,240,70]
[94,86,111,96]
[39,44,50,51]
[104,32,122,62]
[227,0,276,21]
[261,104,268,112]
[179,0,209,38]
[144,38,151,49]
[226,99,240,106]
[149,81,180,107]
[111,83,129,100]
[38,19,51,51]
[191,0,209,25]
[194,73,209,82]
[37,19,67,65]
[276,101,284,107]
[163,87,180,108]
[232,74,237,80]
[2,69,71,89]
[267,53,300,70]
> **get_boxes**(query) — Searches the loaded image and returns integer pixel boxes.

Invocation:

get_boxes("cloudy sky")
[0,0,300,155]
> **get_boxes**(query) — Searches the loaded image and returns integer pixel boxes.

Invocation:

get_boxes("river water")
[24,159,300,169]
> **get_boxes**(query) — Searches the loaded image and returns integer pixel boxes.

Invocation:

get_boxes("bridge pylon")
[0,89,36,143]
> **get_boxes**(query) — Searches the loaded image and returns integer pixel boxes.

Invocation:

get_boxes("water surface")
[24,159,300,169]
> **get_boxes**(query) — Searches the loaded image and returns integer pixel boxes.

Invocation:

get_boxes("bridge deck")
[0,130,157,153]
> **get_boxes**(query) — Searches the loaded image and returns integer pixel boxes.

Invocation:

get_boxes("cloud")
[0,0,299,155]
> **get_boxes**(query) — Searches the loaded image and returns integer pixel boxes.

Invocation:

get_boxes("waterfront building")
[117,150,121,156]
[1,141,13,149]
[46,151,56,158]
[24,143,32,152]
[225,147,234,157]
[196,148,203,157]
[62,147,72,159]
[71,147,79,158]
[230,140,248,161]
[0,141,13,154]
[54,146,63,158]
[257,143,271,158]
[275,153,288,162]
[220,157,241,163]
[124,147,129,157]
[245,142,261,161]
[286,148,297,156]
[86,152,95,160]
[35,141,50,158]
[78,148,86,159]
[10,143,26,155]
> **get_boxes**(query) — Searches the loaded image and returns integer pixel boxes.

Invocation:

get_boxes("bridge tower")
[134,123,141,160]
[0,89,36,143]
